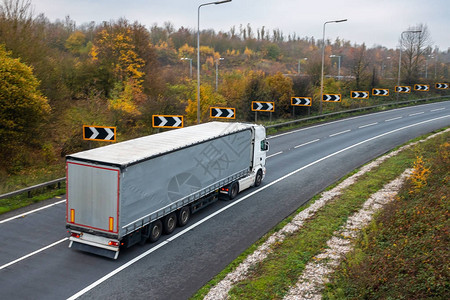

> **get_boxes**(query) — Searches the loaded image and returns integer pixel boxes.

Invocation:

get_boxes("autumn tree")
[185,83,226,124]
[400,24,432,83]
[0,45,51,170]
[350,44,370,90]
[266,72,294,118]
[90,20,148,125]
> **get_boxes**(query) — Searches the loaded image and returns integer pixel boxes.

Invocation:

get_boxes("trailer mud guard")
[69,240,119,260]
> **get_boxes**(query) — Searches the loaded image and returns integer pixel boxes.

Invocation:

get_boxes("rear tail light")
[221,187,229,192]
[108,241,119,247]
[70,232,80,238]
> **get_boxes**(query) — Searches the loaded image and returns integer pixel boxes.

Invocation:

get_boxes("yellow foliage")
[178,43,195,57]
[91,28,145,82]
[185,84,226,124]
[410,156,431,194]
[205,56,214,67]
[90,45,99,61]
[226,49,240,56]
[199,45,215,56]
[108,80,143,116]
[244,47,254,58]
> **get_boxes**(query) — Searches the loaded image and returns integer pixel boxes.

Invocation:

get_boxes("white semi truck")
[66,122,268,259]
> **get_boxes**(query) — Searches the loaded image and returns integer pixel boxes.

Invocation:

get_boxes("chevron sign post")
[435,83,448,90]
[372,88,389,96]
[83,125,116,142]
[322,94,341,102]
[395,86,411,93]
[291,97,312,106]
[210,107,236,119]
[152,115,183,128]
[351,91,369,99]
[414,84,429,91]
[252,101,275,112]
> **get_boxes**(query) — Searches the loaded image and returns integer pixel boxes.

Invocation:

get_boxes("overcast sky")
[31,0,449,50]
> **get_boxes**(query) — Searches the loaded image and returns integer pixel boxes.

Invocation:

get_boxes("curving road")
[0,101,449,300]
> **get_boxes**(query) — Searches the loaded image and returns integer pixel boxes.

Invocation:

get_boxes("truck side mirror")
[260,140,269,151]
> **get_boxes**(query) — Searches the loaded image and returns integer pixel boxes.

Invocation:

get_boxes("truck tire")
[254,169,263,187]
[149,220,163,243]
[229,182,239,200]
[177,206,190,227]
[163,213,177,234]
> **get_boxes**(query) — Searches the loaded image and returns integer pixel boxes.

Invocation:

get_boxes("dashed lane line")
[329,129,351,137]
[385,116,402,122]
[294,139,320,149]
[358,122,378,129]
[267,151,283,159]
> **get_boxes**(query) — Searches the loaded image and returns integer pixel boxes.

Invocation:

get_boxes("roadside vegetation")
[1,0,448,196]
[323,135,449,299]
[192,129,449,299]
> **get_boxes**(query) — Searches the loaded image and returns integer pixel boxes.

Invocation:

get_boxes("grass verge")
[191,129,449,300]
[0,184,66,215]
[323,136,449,299]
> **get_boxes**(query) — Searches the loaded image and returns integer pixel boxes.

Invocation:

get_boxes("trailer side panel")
[119,129,252,235]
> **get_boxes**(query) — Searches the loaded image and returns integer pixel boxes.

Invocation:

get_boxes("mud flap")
[69,240,119,260]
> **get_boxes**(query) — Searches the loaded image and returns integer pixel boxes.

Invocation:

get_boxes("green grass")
[323,134,449,299]
[0,184,66,215]
[191,129,449,300]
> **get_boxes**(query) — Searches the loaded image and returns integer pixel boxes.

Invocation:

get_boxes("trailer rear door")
[66,161,120,234]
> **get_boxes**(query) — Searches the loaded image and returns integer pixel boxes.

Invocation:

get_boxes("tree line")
[0,0,448,173]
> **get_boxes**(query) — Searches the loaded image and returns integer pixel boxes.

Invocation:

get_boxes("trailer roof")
[67,122,255,167]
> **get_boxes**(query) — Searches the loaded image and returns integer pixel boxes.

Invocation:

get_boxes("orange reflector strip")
[70,209,75,223]
[109,217,114,231]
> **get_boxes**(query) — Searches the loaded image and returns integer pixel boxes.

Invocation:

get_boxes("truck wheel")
[149,220,163,243]
[229,182,239,200]
[254,169,263,187]
[177,206,190,227]
[163,213,177,234]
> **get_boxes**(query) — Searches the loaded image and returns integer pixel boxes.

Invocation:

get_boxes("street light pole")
[215,57,224,91]
[197,0,231,124]
[320,19,347,114]
[329,55,341,80]
[180,58,193,78]
[298,57,307,75]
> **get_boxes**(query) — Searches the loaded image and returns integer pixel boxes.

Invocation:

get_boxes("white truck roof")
[67,122,256,167]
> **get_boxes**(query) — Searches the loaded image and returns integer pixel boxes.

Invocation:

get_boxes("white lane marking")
[409,112,424,116]
[431,108,445,112]
[358,122,378,129]
[385,116,402,122]
[329,129,351,137]
[0,238,68,270]
[2,104,445,222]
[0,199,66,224]
[67,241,170,300]
[268,102,448,140]
[67,114,450,300]
[267,151,283,159]
[294,139,320,149]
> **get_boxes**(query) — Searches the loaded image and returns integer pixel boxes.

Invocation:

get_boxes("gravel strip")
[283,169,413,300]
[203,129,448,300]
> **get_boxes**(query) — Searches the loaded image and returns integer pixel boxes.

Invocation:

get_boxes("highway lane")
[0,101,448,299]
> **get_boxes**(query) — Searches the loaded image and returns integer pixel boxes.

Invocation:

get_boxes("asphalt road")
[0,101,449,300]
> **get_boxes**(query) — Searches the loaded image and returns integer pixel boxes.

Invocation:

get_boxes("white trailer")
[66,122,268,259]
